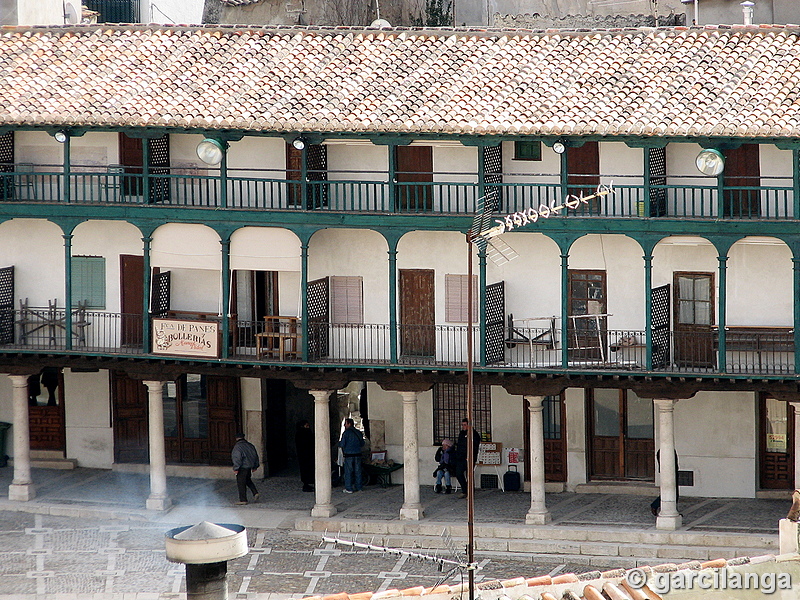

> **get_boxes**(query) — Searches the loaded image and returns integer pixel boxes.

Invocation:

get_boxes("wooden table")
[256,316,300,360]
[364,463,403,487]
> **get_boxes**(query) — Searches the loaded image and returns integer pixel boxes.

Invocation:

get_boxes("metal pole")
[465,234,475,600]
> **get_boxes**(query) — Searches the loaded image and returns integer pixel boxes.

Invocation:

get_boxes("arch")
[230,226,302,272]
[0,219,66,306]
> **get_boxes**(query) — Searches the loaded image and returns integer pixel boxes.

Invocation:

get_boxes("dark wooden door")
[119,133,143,196]
[568,270,607,361]
[760,394,794,489]
[589,389,654,480]
[120,255,143,346]
[523,394,567,483]
[400,269,435,358]
[207,375,240,466]
[673,271,714,368]
[724,144,760,217]
[286,143,302,206]
[396,146,433,211]
[28,368,66,452]
[112,371,149,463]
[567,142,600,213]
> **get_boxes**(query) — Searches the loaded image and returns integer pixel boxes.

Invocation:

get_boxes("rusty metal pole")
[466,234,475,600]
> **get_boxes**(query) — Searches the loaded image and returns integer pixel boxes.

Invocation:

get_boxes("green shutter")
[72,257,105,309]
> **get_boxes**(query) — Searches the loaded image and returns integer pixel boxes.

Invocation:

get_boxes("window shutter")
[72,256,106,309]
[445,274,477,323]
[331,276,363,324]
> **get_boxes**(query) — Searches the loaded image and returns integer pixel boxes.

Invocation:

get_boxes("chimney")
[741,1,755,25]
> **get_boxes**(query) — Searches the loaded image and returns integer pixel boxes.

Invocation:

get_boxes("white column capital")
[310,390,332,404]
[399,391,419,404]
[9,374,31,388]
[525,395,545,412]
[653,398,678,411]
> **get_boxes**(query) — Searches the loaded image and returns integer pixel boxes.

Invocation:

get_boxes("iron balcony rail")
[0,166,794,220]
[0,310,794,376]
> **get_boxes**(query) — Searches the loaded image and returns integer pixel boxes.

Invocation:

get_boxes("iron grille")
[306,144,328,208]
[148,136,170,203]
[150,271,171,317]
[542,395,562,440]
[83,0,140,23]
[651,284,670,368]
[648,147,667,217]
[432,383,491,445]
[0,132,13,201]
[485,281,505,364]
[0,266,13,344]
[482,144,503,212]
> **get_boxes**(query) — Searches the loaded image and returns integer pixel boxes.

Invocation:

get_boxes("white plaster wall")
[326,141,387,178]
[226,136,286,174]
[601,143,643,179]
[308,229,389,323]
[570,234,645,330]
[241,377,264,477]
[501,140,561,182]
[0,219,64,306]
[0,375,13,457]
[141,0,204,25]
[230,227,301,272]
[13,0,64,25]
[63,369,113,468]
[669,391,757,498]
[565,388,587,490]
[169,268,221,314]
[279,272,301,317]
[481,386,526,482]
[72,221,143,313]
[653,237,718,286]
[727,239,792,326]
[151,224,221,270]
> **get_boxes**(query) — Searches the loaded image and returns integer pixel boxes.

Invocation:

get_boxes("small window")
[72,256,105,309]
[445,274,477,323]
[513,140,542,161]
[330,276,363,324]
[432,383,491,445]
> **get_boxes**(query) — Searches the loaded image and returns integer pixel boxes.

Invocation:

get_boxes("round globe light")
[196,138,225,165]
[292,137,306,151]
[695,148,725,176]
[54,131,68,144]
[552,141,566,155]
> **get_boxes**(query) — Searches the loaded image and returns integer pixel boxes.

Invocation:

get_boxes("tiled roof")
[300,554,798,600]
[1,24,800,138]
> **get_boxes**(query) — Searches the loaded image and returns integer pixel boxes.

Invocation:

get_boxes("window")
[330,276,363,324]
[513,140,541,161]
[72,256,105,309]
[445,274,477,323]
[432,383,491,444]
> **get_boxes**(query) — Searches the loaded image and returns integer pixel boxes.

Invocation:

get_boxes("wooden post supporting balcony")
[388,144,397,212]
[143,139,150,204]
[63,233,73,350]
[220,237,230,359]
[62,134,71,204]
[794,255,800,375]
[717,254,728,373]
[142,235,152,352]
[644,250,653,371]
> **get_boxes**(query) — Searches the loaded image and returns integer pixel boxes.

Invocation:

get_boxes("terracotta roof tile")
[2,23,800,138]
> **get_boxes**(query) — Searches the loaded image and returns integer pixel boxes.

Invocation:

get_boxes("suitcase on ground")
[503,465,521,492]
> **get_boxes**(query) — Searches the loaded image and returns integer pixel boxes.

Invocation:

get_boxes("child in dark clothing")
[433,438,454,493]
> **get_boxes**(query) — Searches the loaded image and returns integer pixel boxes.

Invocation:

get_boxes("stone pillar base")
[8,482,36,501]
[656,513,682,530]
[311,503,337,518]
[525,510,552,525]
[399,504,424,520]
[780,518,799,554]
[146,495,172,511]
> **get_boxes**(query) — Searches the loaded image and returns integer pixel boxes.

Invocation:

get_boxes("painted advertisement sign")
[152,319,219,358]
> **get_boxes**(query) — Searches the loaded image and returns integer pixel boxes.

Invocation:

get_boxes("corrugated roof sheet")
[1,24,800,138]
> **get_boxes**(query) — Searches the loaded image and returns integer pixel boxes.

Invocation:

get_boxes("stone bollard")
[165,522,248,600]
[779,518,799,555]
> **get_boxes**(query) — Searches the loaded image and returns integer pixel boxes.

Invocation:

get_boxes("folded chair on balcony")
[105,164,124,202]
[15,163,35,200]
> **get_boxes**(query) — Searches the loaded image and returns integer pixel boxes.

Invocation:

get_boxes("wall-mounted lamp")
[291,136,306,151]
[552,141,566,155]
[695,148,725,176]
[54,130,68,144]
[196,138,226,166]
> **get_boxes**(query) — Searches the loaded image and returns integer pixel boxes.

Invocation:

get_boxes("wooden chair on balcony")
[15,163,36,200]
[256,316,300,360]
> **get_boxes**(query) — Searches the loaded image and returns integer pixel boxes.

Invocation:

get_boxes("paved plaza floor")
[0,466,791,599]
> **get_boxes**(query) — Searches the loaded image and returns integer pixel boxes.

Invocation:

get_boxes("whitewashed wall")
[64,369,113,468]
[140,0,205,25]
[727,239,792,326]
[0,219,65,306]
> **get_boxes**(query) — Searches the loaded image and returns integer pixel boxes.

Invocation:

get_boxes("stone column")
[144,380,171,511]
[654,398,681,530]
[790,402,800,490]
[311,390,336,518]
[399,391,423,520]
[525,395,551,525]
[8,374,35,501]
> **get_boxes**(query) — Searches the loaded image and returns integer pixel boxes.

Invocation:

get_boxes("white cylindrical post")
[8,374,35,501]
[525,395,551,525]
[655,398,681,530]
[310,390,336,518]
[791,402,800,490]
[399,391,423,520]
[144,380,171,511]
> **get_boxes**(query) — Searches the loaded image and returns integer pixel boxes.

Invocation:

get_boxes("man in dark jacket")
[454,418,481,499]
[338,418,365,493]
[232,433,260,505]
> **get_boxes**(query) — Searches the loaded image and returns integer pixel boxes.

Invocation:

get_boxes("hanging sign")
[152,318,220,358]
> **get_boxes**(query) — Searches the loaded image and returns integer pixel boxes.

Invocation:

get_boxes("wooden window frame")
[513,140,542,161]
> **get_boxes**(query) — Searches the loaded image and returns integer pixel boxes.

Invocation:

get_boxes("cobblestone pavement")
[0,510,611,600]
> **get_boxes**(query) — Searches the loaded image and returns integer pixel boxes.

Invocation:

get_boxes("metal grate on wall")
[432,383,491,445]
[83,0,140,23]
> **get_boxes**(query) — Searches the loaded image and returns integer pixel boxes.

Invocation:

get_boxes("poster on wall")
[152,319,220,358]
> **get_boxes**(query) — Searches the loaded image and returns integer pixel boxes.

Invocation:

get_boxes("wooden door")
[28,368,66,452]
[523,394,567,483]
[567,142,600,213]
[673,272,715,368]
[760,394,794,489]
[120,255,143,346]
[400,269,435,358]
[286,143,302,206]
[119,133,143,196]
[112,371,149,463]
[396,146,433,211]
[724,144,760,217]
[568,270,607,361]
[589,389,654,480]
[207,375,240,466]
